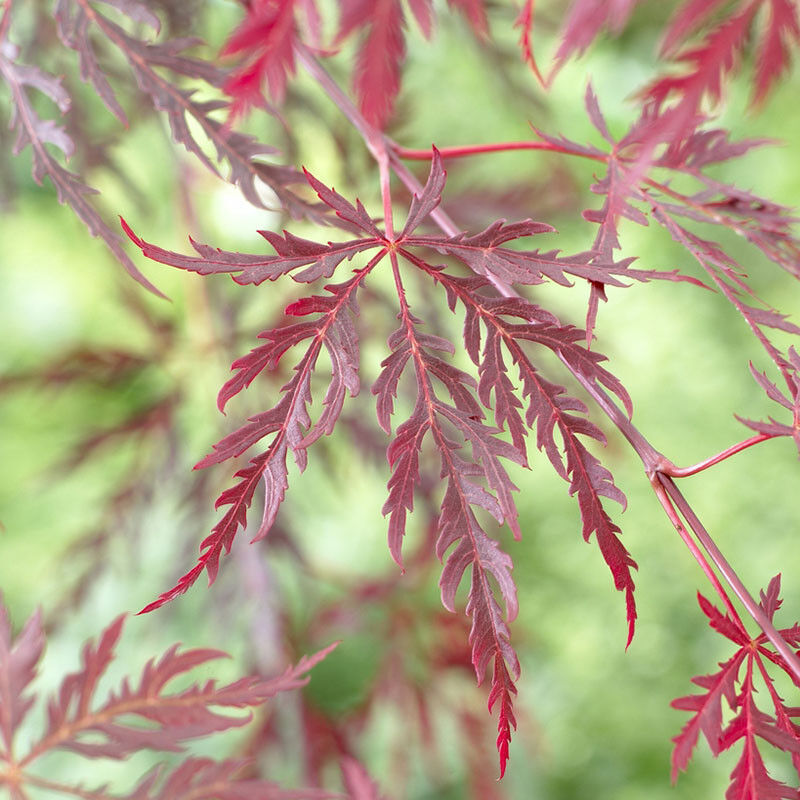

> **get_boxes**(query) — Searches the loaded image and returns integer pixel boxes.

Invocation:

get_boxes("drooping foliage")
[0,597,340,798]
[2,0,800,794]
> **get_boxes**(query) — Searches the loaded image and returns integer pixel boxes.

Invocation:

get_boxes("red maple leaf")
[124,150,644,774]
[0,597,338,797]
[671,576,800,798]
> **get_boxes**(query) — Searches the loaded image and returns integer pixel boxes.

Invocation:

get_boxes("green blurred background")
[1,1,799,797]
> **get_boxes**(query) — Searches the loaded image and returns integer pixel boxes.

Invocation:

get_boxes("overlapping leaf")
[736,348,800,454]
[221,0,300,117]
[671,576,800,798]
[624,0,799,173]
[125,758,339,799]
[334,0,490,129]
[525,89,800,371]
[543,0,800,150]
[552,0,642,70]
[432,271,637,645]
[658,0,800,109]
[138,274,363,613]
[0,34,162,295]
[0,598,338,797]
[55,0,324,222]
[374,305,523,778]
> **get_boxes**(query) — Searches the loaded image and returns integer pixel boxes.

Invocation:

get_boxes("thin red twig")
[661,433,777,478]
[393,140,604,163]
[658,473,800,683]
[648,474,745,627]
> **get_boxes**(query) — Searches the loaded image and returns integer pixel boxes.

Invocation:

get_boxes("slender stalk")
[658,473,800,682]
[568,358,800,676]
[556,353,664,468]
[370,133,395,241]
[662,432,777,478]
[295,43,375,151]
[648,475,745,626]
[393,140,599,161]
[393,139,773,243]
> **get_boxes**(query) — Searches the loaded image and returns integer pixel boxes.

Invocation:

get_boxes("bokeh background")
[1,1,800,797]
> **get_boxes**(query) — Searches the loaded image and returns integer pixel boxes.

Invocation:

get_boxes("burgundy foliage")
[0,597,339,798]
[2,0,800,795]
[672,576,800,799]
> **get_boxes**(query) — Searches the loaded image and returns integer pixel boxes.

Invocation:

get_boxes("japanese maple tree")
[2,0,800,797]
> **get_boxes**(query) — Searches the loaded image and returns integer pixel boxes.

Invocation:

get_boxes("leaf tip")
[119,216,142,248]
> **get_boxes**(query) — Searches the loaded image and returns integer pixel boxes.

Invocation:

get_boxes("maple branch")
[555,354,664,468]
[294,43,376,155]
[561,353,800,674]
[647,473,744,626]
[657,473,800,683]
[566,371,782,480]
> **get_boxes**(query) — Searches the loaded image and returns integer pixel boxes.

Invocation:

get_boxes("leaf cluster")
[0,597,340,799]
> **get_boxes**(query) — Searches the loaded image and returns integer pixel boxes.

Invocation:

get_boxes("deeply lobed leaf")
[139,274,364,613]
[0,598,338,795]
[671,580,800,795]
[129,149,644,778]
[0,33,163,295]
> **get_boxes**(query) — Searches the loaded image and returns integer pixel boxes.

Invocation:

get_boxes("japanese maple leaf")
[552,0,642,73]
[658,0,800,109]
[736,347,800,456]
[335,0,488,129]
[54,0,323,223]
[124,149,641,775]
[525,88,800,371]
[0,25,162,295]
[671,576,800,798]
[221,0,301,119]
[0,596,338,797]
[625,0,800,187]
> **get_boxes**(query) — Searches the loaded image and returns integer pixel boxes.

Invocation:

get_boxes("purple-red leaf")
[401,146,446,236]
[408,224,636,290]
[672,580,800,795]
[221,0,299,116]
[126,757,341,799]
[0,602,44,756]
[336,0,406,129]
[447,0,489,36]
[553,0,641,67]
[142,278,362,611]
[340,756,384,800]
[303,169,383,236]
[122,218,379,286]
[0,41,163,295]
[0,599,336,796]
